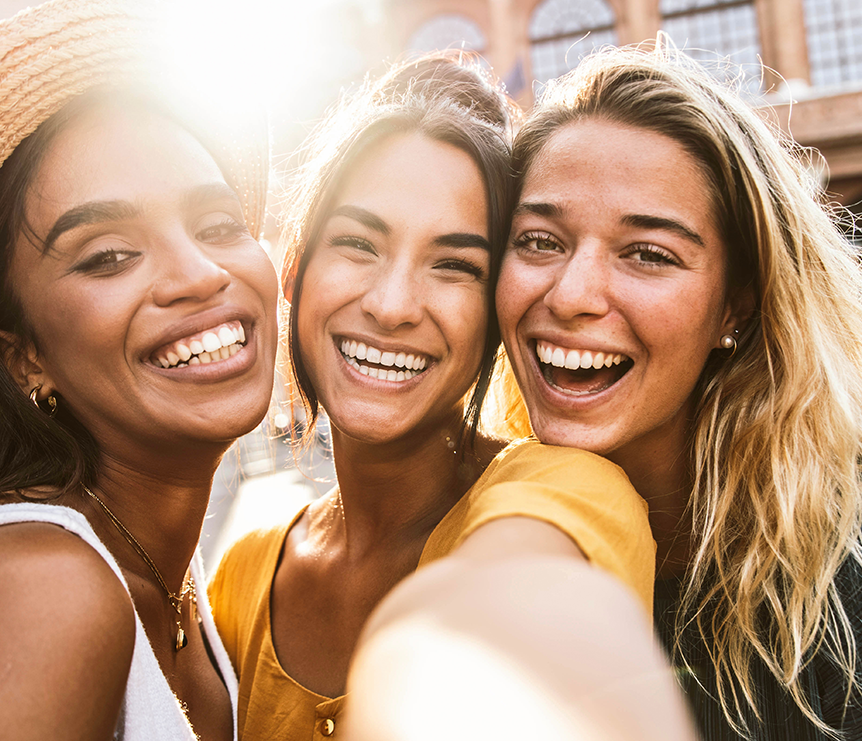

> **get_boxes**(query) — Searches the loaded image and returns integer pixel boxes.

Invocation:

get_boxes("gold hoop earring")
[29,384,58,417]
[719,329,739,359]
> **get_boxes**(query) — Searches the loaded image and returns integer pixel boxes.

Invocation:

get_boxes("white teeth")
[166,351,180,366]
[551,347,565,367]
[537,342,628,369]
[219,346,231,360]
[237,324,246,343]
[177,344,192,362]
[157,357,169,368]
[229,344,239,356]
[360,365,369,375]
[369,367,379,379]
[188,356,201,366]
[202,332,221,353]
[218,327,236,347]
[190,340,204,355]
[199,351,212,364]
[339,340,430,378]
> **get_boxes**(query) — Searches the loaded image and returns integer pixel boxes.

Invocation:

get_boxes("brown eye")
[196,218,248,244]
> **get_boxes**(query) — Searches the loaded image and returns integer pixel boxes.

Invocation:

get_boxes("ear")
[716,283,756,348]
[0,330,54,397]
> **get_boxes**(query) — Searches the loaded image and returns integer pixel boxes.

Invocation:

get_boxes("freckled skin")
[496,120,738,477]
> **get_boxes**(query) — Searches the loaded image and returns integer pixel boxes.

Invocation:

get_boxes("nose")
[151,232,231,306]
[359,259,423,331]
[543,246,611,320]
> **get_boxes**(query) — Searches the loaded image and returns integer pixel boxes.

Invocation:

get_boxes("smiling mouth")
[535,340,633,396]
[152,321,246,369]
[339,339,430,382]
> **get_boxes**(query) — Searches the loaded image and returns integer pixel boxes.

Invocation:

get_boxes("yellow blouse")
[209,440,654,741]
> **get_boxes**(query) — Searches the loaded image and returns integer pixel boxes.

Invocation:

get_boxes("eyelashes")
[325,234,489,280]
[511,230,680,267]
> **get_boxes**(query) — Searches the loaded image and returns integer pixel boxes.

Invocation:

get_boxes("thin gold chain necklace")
[82,483,196,651]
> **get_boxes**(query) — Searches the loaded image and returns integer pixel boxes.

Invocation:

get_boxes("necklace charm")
[176,623,188,650]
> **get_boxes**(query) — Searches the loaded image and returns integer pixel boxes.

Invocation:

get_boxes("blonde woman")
[489,44,862,739]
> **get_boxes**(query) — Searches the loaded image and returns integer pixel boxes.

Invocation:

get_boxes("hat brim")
[0,0,268,238]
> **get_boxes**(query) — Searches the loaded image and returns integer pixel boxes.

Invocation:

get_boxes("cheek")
[496,257,542,346]
[245,249,280,308]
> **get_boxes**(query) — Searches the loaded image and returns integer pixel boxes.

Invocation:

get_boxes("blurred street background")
[2,0,860,568]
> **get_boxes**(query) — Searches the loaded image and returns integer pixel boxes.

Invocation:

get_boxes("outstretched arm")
[345,518,693,741]
[0,522,136,741]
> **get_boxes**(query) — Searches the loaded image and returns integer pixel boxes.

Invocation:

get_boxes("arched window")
[803,0,862,88]
[661,0,762,96]
[407,14,486,54]
[529,0,617,85]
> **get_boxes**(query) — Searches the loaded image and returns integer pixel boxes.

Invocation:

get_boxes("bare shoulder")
[0,521,136,741]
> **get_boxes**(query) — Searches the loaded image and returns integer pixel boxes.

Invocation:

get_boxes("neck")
[84,452,219,592]
[326,415,492,558]
[607,426,693,580]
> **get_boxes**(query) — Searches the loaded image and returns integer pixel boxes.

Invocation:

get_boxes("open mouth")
[535,340,632,396]
[152,321,246,369]
[339,339,430,382]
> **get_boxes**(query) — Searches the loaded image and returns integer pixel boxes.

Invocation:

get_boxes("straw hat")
[0,0,268,238]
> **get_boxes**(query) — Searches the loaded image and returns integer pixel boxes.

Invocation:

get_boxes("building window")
[529,0,617,85]
[804,0,862,88]
[407,14,486,54]
[661,0,762,96]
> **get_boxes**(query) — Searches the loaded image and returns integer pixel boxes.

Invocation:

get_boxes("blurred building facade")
[377,0,862,213]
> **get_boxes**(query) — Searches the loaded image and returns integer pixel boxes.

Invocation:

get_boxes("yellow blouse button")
[321,718,335,736]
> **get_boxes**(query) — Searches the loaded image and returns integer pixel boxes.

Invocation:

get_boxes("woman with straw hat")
[0,1,278,738]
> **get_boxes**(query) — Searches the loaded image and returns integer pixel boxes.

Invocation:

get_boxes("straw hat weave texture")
[0,0,268,238]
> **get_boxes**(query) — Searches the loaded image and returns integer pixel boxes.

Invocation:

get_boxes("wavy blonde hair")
[511,42,862,736]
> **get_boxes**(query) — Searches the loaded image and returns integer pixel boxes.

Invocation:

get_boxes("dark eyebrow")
[512,201,563,219]
[432,232,491,251]
[41,182,241,255]
[621,213,705,247]
[43,200,139,254]
[329,205,390,236]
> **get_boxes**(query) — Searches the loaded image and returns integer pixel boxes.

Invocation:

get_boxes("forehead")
[525,119,712,202]
[333,132,486,212]
[27,103,226,226]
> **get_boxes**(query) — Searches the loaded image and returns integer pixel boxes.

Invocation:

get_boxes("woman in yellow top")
[210,54,692,741]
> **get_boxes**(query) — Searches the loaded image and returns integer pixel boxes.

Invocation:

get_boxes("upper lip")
[143,305,254,361]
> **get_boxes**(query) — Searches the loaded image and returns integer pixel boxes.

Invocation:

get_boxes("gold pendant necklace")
[83,484,196,651]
